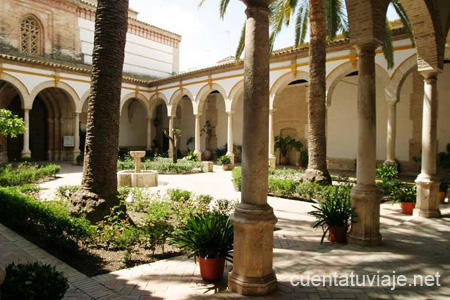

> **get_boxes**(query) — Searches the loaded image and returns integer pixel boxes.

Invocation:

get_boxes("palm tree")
[69,0,129,223]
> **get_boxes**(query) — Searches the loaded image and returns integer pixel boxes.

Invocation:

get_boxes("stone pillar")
[228,0,278,295]
[414,71,441,218]
[194,114,202,160]
[147,117,152,151]
[384,101,397,166]
[226,111,235,164]
[21,108,31,158]
[73,112,81,164]
[268,109,276,168]
[347,43,382,246]
[168,116,174,158]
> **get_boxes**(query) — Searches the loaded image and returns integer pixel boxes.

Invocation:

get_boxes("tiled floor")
[1,164,449,299]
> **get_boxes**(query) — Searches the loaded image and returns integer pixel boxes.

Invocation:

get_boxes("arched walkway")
[119,97,149,151]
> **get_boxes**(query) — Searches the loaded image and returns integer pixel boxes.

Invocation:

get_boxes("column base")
[194,150,202,161]
[21,150,31,158]
[268,155,276,169]
[347,184,382,246]
[383,159,398,168]
[414,174,441,218]
[228,203,278,296]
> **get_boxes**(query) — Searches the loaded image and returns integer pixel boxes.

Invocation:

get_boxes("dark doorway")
[7,96,24,162]
[29,97,48,161]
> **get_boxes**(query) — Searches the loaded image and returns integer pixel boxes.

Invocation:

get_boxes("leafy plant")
[0,163,61,187]
[376,165,399,182]
[164,128,182,163]
[308,189,355,244]
[169,212,233,260]
[0,109,25,137]
[274,135,303,161]
[183,152,198,161]
[201,120,215,148]
[390,184,416,203]
[217,155,232,165]
[377,179,402,196]
[167,188,191,202]
[118,156,201,175]
[440,178,450,192]
[1,262,69,300]
[186,136,195,152]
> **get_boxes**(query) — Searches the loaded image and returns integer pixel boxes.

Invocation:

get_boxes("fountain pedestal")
[118,151,158,187]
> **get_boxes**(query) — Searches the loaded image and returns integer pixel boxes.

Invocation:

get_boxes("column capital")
[226,110,235,115]
[420,70,440,82]
[194,112,202,117]
[269,108,277,113]
[354,42,378,54]
[242,0,271,9]
[385,99,398,106]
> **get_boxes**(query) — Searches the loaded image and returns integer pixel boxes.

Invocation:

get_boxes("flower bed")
[117,156,202,174]
[0,162,60,186]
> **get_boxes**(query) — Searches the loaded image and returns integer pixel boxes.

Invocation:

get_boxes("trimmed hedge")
[118,157,201,174]
[232,167,352,201]
[0,163,61,186]
[0,188,94,249]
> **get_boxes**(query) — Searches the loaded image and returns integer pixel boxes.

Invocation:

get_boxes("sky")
[129,0,398,73]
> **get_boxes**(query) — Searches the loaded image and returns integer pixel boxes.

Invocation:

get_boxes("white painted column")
[168,116,174,158]
[73,112,81,164]
[194,114,202,160]
[147,117,152,151]
[414,71,441,218]
[21,109,31,158]
[268,108,276,168]
[226,111,235,164]
[384,101,397,165]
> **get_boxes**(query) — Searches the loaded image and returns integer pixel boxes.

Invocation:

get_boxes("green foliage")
[440,178,450,192]
[56,185,80,200]
[142,200,174,252]
[232,167,242,191]
[268,177,298,198]
[13,184,41,198]
[0,163,61,187]
[377,179,402,196]
[0,109,25,137]
[217,155,232,165]
[117,156,201,174]
[376,165,399,182]
[2,262,69,300]
[169,212,233,259]
[0,188,95,250]
[390,184,416,203]
[167,188,192,202]
[183,151,198,161]
[308,188,354,243]
[274,135,302,157]
[216,144,228,158]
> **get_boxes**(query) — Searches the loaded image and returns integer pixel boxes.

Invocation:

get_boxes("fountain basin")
[118,170,158,188]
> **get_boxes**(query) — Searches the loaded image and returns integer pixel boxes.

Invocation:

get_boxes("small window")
[20,16,42,56]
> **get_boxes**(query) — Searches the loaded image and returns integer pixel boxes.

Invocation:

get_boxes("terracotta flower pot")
[328,225,348,243]
[222,164,234,171]
[400,202,415,215]
[280,156,288,165]
[439,191,446,204]
[198,256,225,282]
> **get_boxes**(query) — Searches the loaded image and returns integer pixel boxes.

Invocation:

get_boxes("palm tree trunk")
[305,0,331,184]
[70,0,129,222]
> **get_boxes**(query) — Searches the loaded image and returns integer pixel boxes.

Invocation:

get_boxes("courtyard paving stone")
[1,164,449,299]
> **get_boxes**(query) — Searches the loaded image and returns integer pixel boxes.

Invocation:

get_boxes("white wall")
[78,18,177,78]
[119,99,147,148]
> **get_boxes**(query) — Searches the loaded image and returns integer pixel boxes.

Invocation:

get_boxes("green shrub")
[377,179,402,196]
[142,201,175,252]
[390,183,416,203]
[217,155,232,165]
[117,156,201,174]
[268,177,298,198]
[376,165,398,182]
[0,188,95,250]
[167,188,191,202]
[1,262,69,300]
[56,185,80,200]
[0,163,60,186]
[232,167,242,190]
[183,152,198,161]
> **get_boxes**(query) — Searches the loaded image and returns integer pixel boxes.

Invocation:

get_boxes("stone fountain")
[117,151,158,187]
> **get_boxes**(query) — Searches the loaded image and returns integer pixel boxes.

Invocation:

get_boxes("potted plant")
[169,212,233,282]
[308,189,354,243]
[391,184,416,215]
[439,178,449,204]
[218,155,233,171]
[274,135,298,165]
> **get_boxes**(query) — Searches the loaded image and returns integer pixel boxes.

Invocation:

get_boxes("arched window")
[20,16,42,56]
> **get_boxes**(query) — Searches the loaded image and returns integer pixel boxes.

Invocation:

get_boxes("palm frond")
[294,0,309,47]
[391,0,415,47]
[382,18,394,69]
[219,0,231,19]
[235,22,246,62]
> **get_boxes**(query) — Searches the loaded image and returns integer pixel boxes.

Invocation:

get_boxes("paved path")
[1,164,449,299]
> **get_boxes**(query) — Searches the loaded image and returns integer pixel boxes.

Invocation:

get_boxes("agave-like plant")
[308,188,355,243]
[169,211,234,260]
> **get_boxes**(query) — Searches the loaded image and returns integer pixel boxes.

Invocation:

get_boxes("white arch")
[168,88,194,117]
[120,92,149,115]
[386,54,418,102]
[195,83,227,115]
[229,80,244,111]
[29,81,79,112]
[0,72,30,109]
[270,70,309,109]
[149,93,169,117]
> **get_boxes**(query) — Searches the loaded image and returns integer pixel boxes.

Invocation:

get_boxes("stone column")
[194,114,202,160]
[268,109,276,168]
[168,116,174,158]
[21,108,31,158]
[414,71,441,218]
[228,0,277,295]
[226,111,235,164]
[147,117,153,151]
[73,112,81,164]
[384,101,397,166]
[347,43,382,246]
